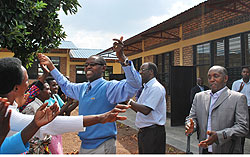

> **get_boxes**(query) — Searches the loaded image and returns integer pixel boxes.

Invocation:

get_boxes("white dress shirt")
[207,87,226,152]
[232,79,250,106]
[7,101,85,139]
[135,78,166,128]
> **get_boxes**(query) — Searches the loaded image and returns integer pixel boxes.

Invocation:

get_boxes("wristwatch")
[128,99,134,106]
[120,58,130,66]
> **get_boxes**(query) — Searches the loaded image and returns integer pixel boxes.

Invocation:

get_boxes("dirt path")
[62,107,184,154]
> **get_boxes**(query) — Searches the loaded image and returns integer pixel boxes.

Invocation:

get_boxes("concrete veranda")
[119,108,250,154]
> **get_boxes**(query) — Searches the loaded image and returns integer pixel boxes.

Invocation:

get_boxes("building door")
[170,66,196,126]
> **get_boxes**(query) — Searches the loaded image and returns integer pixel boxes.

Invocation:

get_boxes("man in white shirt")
[128,62,166,154]
[232,67,250,153]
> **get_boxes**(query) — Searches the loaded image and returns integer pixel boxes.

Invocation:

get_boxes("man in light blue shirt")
[232,67,250,106]
[232,67,250,153]
[38,37,141,154]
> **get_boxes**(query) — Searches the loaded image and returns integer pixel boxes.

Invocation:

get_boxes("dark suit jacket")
[190,85,209,104]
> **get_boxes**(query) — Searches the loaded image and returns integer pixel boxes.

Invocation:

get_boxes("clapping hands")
[34,102,60,127]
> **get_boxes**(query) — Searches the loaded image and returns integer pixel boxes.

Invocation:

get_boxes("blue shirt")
[50,62,141,148]
[45,94,65,109]
[50,61,141,104]
[232,79,250,106]
[0,132,29,154]
[78,80,116,148]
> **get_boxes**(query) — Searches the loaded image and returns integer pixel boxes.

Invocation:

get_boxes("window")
[197,43,210,65]
[195,43,211,86]
[132,58,142,71]
[214,39,225,66]
[76,65,85,75]
[155,52,172,95]
[28,56,60,79]
[229,36,241,67]
[104,66,113,80]
[50,57,60,70]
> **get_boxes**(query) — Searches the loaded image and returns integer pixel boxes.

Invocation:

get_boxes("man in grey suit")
[185,65,249,154]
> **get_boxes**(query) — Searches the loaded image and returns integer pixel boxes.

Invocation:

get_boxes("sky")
[58,0,206,50]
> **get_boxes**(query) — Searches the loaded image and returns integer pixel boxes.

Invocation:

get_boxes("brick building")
[100,0,250,125]
[0,0,249,125]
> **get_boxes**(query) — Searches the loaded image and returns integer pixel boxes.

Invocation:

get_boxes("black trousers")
[138,125,166,154]
[202,148,213,154]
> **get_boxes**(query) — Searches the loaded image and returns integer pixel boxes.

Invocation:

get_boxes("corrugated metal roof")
[58,41,78,49]
[69,49,103,59]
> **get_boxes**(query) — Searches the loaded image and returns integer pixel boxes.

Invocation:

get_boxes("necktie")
[85,83,91,94]
[135,86,144,101]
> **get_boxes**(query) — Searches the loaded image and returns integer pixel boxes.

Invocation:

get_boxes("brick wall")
[183,0,250,40]
[174,49,180,66]
[167,95,171,114]
[60,57,67,76]
[70,65,76,83]
[144,27,180,51]
[183,46,193,66]
[144,55,154,63]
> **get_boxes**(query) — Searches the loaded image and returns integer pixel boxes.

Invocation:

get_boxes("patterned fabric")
[85,83,91,94]
[19,84,41,112]
[28,136,51,154]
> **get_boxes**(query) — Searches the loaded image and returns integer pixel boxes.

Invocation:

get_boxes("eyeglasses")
[139,69,150,72]
[84,63,104,68]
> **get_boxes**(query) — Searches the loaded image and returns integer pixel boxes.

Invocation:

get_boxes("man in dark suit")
[190,77,209,104]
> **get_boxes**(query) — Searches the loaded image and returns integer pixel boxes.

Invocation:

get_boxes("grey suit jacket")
[187,87,249,154]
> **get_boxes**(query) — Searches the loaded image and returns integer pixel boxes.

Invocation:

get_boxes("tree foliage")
[0,0,81,67]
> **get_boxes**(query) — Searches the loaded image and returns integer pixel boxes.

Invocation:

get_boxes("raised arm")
[113,36,127,64]
[37,53,83,100]
[106,36,142,104]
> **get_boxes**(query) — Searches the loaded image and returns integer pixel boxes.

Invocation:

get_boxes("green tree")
[0,0,81,67]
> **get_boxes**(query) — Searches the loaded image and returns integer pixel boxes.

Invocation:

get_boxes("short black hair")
[89,55,106,65]
[0,57,24,96]
[242,66,250,72]
[147,62,158,77]
[46,77,55,85]
[209,65,228,76]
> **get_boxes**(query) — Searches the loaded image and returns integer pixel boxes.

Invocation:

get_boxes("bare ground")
[62,107,185,154]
